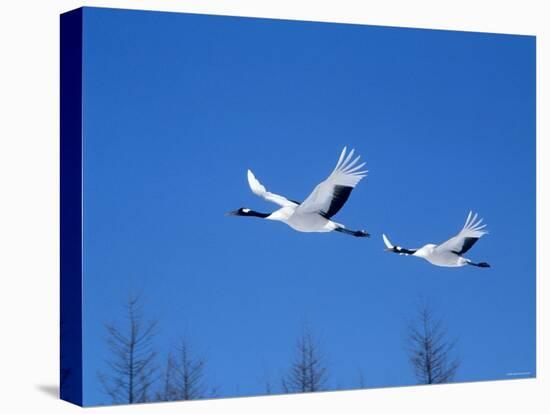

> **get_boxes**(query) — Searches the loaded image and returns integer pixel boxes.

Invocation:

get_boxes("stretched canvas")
[60,7,536,407]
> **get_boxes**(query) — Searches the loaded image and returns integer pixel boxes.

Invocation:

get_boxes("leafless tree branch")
[98,295,158,404]
[406,303,460,384]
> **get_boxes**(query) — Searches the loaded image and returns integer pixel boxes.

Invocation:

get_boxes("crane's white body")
[266,207,341,233]
[412,244,470,267]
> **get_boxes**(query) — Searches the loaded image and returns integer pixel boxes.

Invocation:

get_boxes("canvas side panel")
[60,8,83,406]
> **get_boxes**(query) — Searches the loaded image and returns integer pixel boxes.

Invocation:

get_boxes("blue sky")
[80,7,536,405]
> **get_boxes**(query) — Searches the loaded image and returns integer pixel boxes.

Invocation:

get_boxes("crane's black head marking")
[226,208,270,218]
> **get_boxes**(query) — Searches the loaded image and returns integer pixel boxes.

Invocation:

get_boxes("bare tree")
[265,379,273,395]
[282,330,328,393]
[157,338,211,401]
[158,353,177,401]
[407,303,460,384]
[357,368,366,389]
[99,295,158,404]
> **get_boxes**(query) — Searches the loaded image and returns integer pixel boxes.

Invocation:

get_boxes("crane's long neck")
[245,210,270,218]
[390,246,417,255]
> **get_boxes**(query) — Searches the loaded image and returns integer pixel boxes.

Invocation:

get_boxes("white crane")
[227,147,369,237]
[382,212,490,267]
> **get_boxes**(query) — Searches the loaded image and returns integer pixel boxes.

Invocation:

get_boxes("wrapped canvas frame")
[60,8,83,406]
[59,6,535,407]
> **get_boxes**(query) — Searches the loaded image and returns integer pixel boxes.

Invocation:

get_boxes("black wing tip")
[455,237,480,255]
[323,185,354,219]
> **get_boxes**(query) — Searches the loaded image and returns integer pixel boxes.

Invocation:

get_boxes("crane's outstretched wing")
[382,234,418,255]
[247,169,298,208]
[436,211,488,255]
[296,147,367,218]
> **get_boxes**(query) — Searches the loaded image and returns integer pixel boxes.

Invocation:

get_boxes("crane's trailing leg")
[335,227,370,237]
[467,261,490,268]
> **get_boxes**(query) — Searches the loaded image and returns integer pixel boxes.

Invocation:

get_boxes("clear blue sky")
[80,7,536,406]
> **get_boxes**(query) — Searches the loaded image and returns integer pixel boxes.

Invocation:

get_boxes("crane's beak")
[225,210,239,216]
